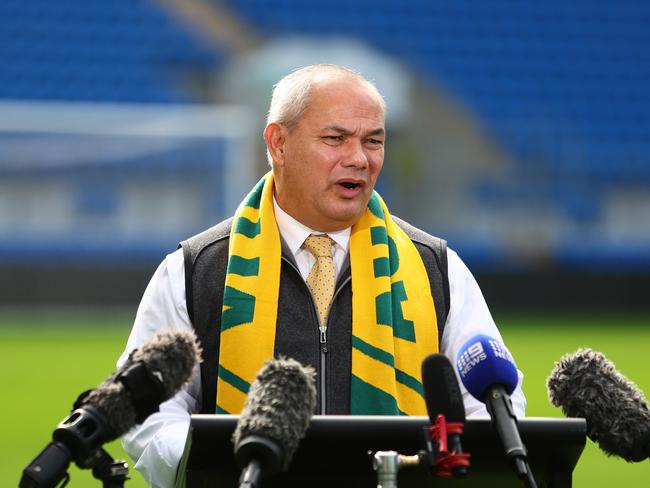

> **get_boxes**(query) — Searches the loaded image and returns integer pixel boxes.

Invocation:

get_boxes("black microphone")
[547,348,650,462]
[421,353,470,477]
[21,328,201,488]
[232,357,316,488]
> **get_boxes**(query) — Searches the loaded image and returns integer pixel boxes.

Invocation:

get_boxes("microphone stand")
[90,449,129,488]
[20,406,130,488]
[512,457,537,488]
[371,414,471,488]
[371,451,419,488]
[423,414,470,477]
[486,386,538,488]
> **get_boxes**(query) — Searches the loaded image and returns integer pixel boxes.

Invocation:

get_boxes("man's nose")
[342,140,368,168]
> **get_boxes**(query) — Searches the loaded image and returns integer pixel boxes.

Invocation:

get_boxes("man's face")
[270,78,385,232]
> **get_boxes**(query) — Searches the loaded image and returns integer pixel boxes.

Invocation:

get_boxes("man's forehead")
[312,75,383,105]
[282,74,385,134]
[310,85,384,121]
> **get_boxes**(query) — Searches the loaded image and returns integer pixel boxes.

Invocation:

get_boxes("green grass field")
[2,308,649,487]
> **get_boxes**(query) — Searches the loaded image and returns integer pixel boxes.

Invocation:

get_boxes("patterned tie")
[303,234,336,326]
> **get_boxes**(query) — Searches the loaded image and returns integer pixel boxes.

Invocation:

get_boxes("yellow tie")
[303,234,336,326]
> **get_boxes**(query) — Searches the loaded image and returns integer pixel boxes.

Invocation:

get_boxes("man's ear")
[264,123,285,166]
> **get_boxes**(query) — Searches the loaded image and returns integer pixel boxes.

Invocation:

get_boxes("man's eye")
[367,138,384,146]
[324,135,343,142]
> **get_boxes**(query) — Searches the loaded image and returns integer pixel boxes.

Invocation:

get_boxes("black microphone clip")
[113,358,166,424]
[20,407,129,488]
[422,413,470,478]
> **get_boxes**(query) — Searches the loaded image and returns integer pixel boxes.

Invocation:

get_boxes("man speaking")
[118,64,526,487]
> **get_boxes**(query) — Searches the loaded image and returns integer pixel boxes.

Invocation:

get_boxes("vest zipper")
[319,325,327,414]
[282,256,351,415]
[319,275,351,414]
[319,326,327,344]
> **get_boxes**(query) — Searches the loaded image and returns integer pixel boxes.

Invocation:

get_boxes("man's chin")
[327,205,368,229]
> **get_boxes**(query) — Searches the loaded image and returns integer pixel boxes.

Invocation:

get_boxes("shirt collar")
[273,197,351,255]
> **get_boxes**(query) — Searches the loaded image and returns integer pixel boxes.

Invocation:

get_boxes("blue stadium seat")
[0,0,221,103]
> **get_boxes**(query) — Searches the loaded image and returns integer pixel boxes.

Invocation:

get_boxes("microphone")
[21,328,201,488]
[456,334,537,488]
[547,348,650,462]
[421,353,470,477]
[232,357,316,488]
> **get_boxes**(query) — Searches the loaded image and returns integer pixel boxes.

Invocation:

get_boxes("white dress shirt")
[118,206,527,488]
[273,197,350,281]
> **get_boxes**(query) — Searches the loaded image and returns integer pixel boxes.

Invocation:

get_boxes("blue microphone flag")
[456,334,518,401]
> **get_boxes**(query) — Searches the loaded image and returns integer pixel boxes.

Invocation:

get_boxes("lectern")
[175,415,585,488]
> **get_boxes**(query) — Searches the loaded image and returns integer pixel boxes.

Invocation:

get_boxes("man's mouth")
[339,181,360,190]
[335,180,365,198]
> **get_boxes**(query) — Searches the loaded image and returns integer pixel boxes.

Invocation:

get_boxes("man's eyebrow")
[323,126,385,137]
[367,128,385,137]
[323,125,354,135]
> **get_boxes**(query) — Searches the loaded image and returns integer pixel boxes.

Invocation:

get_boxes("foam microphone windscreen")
[548,348,650,462]
[21,328,202,488]
[421,353,465,423]
[80,328,201,438]
[232,357,316,470]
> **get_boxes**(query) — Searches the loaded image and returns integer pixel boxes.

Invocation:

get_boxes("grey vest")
[180,216,450,414]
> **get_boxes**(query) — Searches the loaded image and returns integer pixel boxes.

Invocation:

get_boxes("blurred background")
[1,1,648,487]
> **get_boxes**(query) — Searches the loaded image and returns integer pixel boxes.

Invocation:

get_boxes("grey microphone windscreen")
[547,348,650,462]
[82,328,201,439]
[232,357,316,468]
[129,328,201,399]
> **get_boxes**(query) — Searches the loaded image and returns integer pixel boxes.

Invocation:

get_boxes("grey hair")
[267,64,385,128]
[265,64,385,165]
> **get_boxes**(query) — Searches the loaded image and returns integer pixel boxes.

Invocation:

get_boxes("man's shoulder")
[179,217,233,265]
[392,215,447,257]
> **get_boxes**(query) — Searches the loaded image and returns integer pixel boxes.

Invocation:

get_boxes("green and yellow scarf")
[216,173,438,415]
